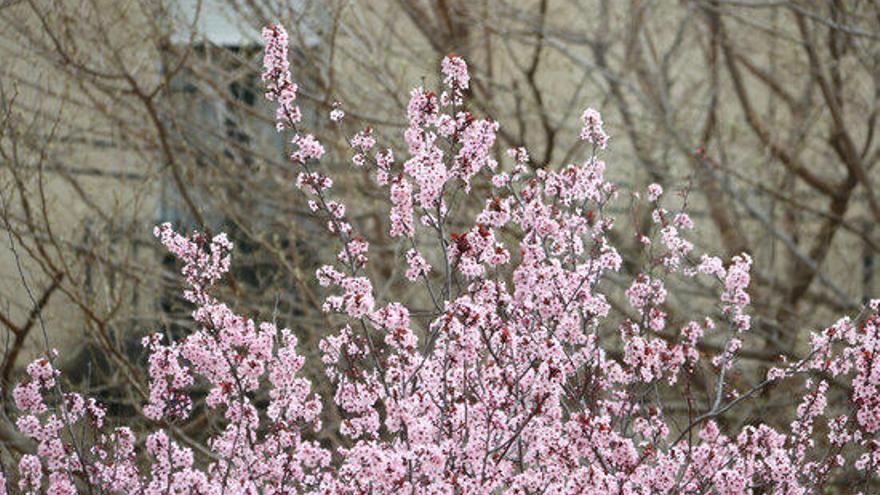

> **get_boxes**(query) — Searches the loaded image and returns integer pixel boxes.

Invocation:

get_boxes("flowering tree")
[4,22,880,494]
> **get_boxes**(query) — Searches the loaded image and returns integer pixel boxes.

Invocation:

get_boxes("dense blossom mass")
[5,22,880,495]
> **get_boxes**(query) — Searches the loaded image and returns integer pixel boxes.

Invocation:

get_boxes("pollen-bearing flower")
[261,24,301,130]
[441,53,469,105]
[5,21,878,495]
[580,107,608,149]
[330,101,345,122]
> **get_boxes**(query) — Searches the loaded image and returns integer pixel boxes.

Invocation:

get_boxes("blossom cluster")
[3,22,879,495]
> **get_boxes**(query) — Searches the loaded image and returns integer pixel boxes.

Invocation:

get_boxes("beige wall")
[0,0,162,368]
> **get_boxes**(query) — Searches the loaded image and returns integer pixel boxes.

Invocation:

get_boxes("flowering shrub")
[5,23,880,494]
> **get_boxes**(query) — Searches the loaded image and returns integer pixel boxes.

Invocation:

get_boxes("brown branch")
[0,272,63,390]
[718,18,839,198]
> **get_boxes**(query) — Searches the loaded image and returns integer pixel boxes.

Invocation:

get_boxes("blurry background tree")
[0,0,878,448]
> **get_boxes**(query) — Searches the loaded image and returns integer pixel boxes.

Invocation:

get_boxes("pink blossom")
[5,26,878,495]
[19,455,42,492]
[580,107,608,149]
[389,177,414,237]
[291,133,325,163]
[647,183,663,201]
[330,101,345,122]
[405,249,431,281]
[261,24,301,130]
[441,54,469,105]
